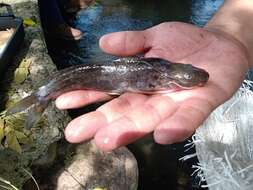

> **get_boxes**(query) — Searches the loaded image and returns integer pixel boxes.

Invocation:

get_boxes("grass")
[0,177,19,190]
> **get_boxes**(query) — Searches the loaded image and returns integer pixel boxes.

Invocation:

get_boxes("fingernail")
[65,124,83,142]
[55,97,68,109]
[99,34,111,48]
[100,33,122,50]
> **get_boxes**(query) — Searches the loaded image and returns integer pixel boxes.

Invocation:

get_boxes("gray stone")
[55,141,138,190]
[0,0,68,188]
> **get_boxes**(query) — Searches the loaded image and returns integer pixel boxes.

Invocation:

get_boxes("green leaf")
[92,188,107,190]
[14,68,29,84]
[6,131,22,154]
[4,114,26,132]
[19,58,31,68]
[23,18,37,27]
[14,131,32,144]
[0,119,4,143]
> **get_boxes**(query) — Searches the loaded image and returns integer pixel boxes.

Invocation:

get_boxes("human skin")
[55,0,253,151]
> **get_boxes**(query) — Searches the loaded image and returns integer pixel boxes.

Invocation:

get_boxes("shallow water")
[47,0,193,68]
[44,0,225,189]
[47,0,224,68]
[46,0,226,69]
[191,0,224,26]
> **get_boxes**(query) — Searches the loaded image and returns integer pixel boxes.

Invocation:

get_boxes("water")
[47,0,192,68]
[191,0,224,26]
[44,0,226,189]
[70,2,153,62]
[47,0,226,68]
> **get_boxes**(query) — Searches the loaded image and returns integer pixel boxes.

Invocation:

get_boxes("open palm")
[56,22,249,151]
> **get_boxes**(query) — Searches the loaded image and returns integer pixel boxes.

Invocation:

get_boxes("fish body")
[35,57,209,97]
[6,57,209,128]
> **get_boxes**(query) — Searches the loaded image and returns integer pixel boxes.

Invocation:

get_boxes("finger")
[153,97,214,144]
[99,30,151,56]
[65,111,107,143]
[94,95,178,151]
[55,90,111,109]
[97,93,148,122]
[64,93,147,143]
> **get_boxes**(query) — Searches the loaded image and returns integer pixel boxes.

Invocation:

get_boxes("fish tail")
[6,93,38,115]
[25,100,49,129]
[6,93,49,128]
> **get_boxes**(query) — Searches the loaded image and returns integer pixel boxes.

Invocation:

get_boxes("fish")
[6,57,209,128]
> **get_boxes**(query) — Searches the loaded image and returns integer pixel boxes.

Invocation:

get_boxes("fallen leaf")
[19,59,31,68]
[23,18,37,27]
[14,130,32,144]
[92,188,107,190]
[14,68,29,84]
[6,131,22,153]
[0,119,4,143]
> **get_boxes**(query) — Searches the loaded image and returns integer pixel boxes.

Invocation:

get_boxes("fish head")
[160,63,209,89]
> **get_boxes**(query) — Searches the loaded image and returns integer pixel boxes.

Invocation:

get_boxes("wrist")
[204,0,253,67]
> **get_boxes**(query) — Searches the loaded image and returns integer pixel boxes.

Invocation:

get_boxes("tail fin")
[6,94,37,115]
[6,93,49,129]
[25,100,49,129]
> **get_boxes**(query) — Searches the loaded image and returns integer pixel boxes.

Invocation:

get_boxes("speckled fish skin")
[6,57,209,128]
[38,57,209,98]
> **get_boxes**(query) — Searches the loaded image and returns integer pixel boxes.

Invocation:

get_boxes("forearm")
[205,0,253,67]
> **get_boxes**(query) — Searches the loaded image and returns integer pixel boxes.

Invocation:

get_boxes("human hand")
[56,22,249,151]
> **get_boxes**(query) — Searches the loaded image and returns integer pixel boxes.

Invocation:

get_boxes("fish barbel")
[6,57,209,128]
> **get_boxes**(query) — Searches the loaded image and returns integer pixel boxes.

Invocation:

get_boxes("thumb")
[99,30,151,56]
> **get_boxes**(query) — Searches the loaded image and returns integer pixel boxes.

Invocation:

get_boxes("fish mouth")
[192,67,210,85]
[198,67,209,78]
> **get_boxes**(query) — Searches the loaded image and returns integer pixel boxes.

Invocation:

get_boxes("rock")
[0,1,139,189]
[55,141,138,190]
[0,0,70,188]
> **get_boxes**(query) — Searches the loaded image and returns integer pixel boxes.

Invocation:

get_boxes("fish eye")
[183,73,192,80]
